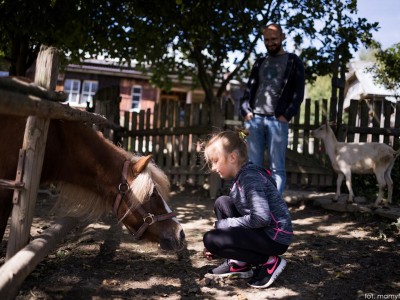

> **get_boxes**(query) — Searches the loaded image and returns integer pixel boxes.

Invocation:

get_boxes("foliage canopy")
[370,43,400,94]
[0,0,379,104]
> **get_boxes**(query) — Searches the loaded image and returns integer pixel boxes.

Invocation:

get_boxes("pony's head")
[113,155,186,251]
[54,154,185,251]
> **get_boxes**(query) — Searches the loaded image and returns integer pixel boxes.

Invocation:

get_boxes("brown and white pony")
[0,114,185,251]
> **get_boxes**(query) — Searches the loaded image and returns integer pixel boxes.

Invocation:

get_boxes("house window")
[131,86,142,111]
[64,79,81,104]
[81,80,98,108]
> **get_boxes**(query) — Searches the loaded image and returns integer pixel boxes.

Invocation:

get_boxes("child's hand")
[203,248,215,260]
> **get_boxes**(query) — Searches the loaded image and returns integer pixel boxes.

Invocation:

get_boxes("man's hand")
[277,115,288,123]
[244,113,253,121]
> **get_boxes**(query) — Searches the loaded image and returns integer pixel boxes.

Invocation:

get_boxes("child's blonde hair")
[203,129,248,167]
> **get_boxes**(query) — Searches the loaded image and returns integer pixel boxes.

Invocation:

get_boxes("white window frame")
[64,79,81,105]
[131,86,142,112]
[81,80,98,108]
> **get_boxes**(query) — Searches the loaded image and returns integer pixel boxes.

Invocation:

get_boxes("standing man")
[240,23,305,195]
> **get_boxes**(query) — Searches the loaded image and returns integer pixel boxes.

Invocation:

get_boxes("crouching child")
[202,129,293,288]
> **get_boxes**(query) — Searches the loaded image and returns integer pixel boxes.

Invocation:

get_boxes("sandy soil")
[1,186,399,300]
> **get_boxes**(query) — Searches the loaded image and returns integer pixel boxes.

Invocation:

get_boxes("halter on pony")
[113,159,176,240]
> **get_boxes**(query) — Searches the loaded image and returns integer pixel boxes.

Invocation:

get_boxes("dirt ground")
[1,186,400,300]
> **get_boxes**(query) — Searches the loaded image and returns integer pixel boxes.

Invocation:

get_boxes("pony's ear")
[133,154,153,174]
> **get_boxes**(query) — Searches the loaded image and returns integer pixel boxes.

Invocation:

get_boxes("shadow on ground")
[1,185,399,300]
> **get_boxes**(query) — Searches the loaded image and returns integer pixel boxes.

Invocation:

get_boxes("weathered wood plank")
[303,98,311,155]
[123,111,130,150]
[372,100,382,142]
[152,103,160,162]
[0,77,67,102]
[129,111,138,153]
[0,89,113,126]
[0,180,24,190]
[180,104,191,185]
[395,102,400,150]
[359,100,370,142]
[173,102,180,185]
[383,101,392,145]
[145,108,151,154]
[157,101,167,166]
[0,217,80,300]
[138,110,145,153]
[6,46,56,260]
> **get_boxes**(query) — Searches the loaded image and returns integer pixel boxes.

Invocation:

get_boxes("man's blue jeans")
[244,114,289,195]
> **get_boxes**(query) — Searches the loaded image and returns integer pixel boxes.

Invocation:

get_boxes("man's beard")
[267,43,282,56]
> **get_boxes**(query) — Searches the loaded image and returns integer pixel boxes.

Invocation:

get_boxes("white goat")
[312,123,400,208]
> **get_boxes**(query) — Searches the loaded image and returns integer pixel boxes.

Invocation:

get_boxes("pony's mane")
[53,153,170,221]
[52,183,108,220]
[128,154,170,207]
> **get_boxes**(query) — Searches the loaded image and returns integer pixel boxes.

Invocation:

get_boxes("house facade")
[344,61,398,109]
[344,61,399,128]
[55,59,220,126]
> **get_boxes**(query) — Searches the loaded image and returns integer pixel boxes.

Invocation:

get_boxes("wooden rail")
[0,217,80,299]
[0,78,115,127]
[0,76,66,102]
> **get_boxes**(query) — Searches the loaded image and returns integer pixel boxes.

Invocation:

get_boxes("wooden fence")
[0,47,112,299]
[119,100,215,188]
[118,96,400,193]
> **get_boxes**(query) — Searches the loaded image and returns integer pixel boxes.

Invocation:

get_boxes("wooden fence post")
[6,45,59,260]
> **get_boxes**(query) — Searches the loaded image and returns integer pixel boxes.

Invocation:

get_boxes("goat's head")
[312,122,335,139]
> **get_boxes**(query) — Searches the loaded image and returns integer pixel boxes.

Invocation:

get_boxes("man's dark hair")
[265,23,283,34]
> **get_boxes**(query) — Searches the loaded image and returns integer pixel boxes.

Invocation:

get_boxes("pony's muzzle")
[160,227,186,251]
